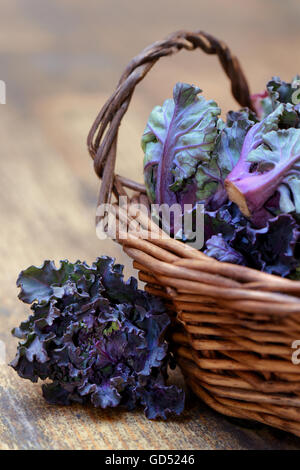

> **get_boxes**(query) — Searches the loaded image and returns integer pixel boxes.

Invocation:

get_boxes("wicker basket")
[87,30,300,437]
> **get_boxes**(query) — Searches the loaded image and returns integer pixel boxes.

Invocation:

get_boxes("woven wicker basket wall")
[87,30,300,437]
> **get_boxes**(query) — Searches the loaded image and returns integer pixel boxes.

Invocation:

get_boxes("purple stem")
[232,154,300,214]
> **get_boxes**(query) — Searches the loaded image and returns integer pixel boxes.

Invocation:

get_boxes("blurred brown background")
[1,0,300,450]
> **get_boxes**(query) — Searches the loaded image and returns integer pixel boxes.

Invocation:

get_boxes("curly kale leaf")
[204,234,246,265]
[252,76,300,126]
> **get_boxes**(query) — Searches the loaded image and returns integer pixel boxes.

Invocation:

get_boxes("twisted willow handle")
[87,29,253,207]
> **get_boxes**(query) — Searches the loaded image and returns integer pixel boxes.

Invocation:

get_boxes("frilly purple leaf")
[204,203,300,277]
[204,234,245,265]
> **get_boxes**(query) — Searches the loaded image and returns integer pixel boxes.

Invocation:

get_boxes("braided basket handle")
[87,30,253,206]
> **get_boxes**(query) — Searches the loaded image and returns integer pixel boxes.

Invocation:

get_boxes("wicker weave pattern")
[87,30,300,436]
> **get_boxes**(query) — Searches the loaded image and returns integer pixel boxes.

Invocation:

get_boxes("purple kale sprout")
[10,257,184,419]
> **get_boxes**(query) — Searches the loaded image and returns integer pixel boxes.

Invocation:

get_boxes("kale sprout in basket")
[10,257,184,419]
[142,77,300,278]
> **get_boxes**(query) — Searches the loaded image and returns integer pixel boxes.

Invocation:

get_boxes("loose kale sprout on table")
[11,257,184,419]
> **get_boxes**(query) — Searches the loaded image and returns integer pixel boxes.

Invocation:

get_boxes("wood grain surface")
[1,0,300,450]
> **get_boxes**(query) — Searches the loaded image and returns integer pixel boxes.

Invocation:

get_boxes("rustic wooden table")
[1,0,300,450]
